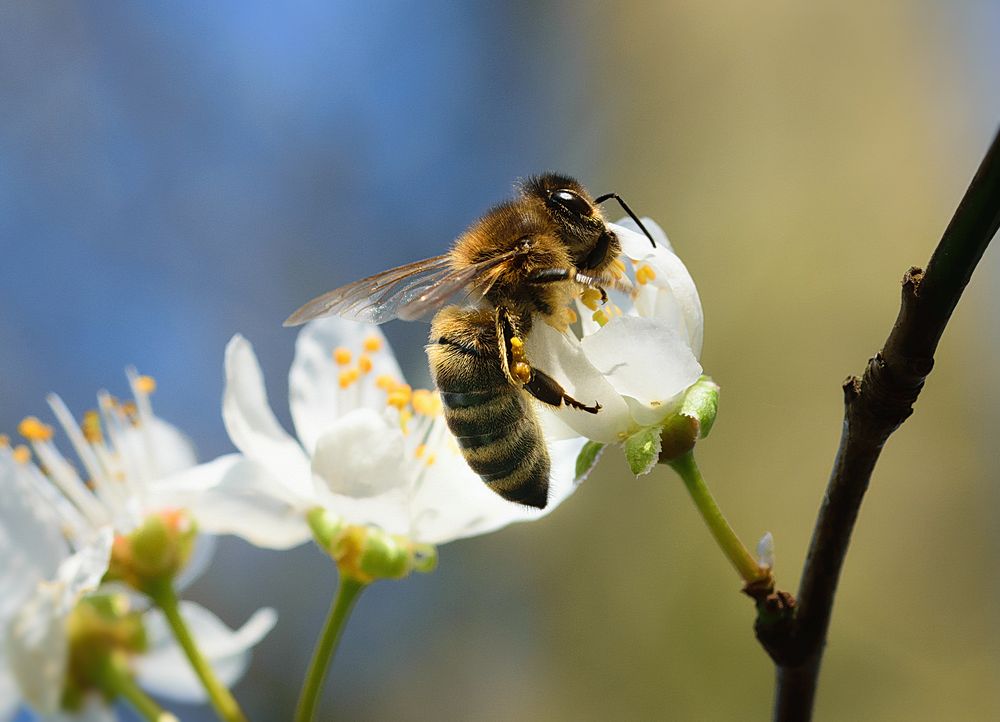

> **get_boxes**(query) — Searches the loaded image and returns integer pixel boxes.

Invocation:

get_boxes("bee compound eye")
[549,189,592,217]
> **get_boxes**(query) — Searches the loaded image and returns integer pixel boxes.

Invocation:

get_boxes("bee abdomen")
[439,386,551,509]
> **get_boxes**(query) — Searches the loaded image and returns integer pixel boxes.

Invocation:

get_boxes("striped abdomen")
[427,308,550,509]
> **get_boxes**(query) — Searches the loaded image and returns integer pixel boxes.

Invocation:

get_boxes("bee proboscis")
[285,173,655,508]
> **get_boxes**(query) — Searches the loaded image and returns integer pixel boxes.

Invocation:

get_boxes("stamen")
[581,287,603,311]
[19,417,54,442]
[592,309,610,327]
[636,264,657,285]
[134,375,157,395]
[424,452,436,466]
[0,433,9,447]
[338,368,361,389]
[412,389,442,416]
[358,355,373,374]
[333,347,352,366]
[363,335,383,353]
[375,374,397,391]
[12,445,31,464]
[82,411,103,443]
[386,384,412,410]
[415,444,427,458]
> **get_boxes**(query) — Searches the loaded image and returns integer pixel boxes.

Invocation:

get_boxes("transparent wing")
[284,250,518,326]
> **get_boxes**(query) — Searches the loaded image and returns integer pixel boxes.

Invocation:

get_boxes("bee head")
[520,173,610,266]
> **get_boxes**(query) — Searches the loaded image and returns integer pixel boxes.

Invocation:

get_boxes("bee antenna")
[594,192,656,247]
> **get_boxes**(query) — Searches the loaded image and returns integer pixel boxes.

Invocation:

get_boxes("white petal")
[5,530,110,714]
[0,456,71,621]
[6,584,68,714]
[525,323,632,443]
[223,335,312,496]
[150,455,312,550]
[610,220,704,358]
[289,317,404,456]
[145,417,198,477]
[0,650,21,722]
[311,408,408,499]
[546,436,590,507]
[136,603,277,703]
[580,315,702,415]
[173,532,216,592]
[407,421,586,545]
[610,216,672,253]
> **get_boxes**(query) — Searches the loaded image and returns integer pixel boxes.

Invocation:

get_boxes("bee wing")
[283,250,517,327]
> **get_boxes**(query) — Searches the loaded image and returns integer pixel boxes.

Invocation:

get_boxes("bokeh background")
[2,2,999,720]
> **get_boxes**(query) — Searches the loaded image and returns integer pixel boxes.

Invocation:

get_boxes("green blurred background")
[2,2,998,720]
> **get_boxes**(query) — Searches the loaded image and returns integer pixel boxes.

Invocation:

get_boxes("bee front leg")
[496,306,601,414]
[526,267,632,301]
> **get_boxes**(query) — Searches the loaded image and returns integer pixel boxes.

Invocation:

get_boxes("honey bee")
[285,174,655,509]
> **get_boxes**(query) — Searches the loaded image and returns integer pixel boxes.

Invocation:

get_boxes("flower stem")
[668,451,766,585]
[96,653,178,722]
[147,582,248,722]
[295,576,367,722]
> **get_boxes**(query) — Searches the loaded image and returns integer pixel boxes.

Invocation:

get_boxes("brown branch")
[753,128,1000,721]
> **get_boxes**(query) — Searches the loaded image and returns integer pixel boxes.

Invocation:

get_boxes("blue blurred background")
[2,2,999,720]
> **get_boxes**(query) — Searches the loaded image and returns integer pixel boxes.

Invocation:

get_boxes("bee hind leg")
[496,304,601,414]
[524,368,602,414]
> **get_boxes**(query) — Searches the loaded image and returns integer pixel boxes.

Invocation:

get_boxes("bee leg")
[527,267,632,300]
[496,305,601,414]
[524,368,602,414]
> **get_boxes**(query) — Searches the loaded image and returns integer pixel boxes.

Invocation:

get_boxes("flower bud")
[658,375,720,463]
[62,594,146,710]
[105,509,197,594]
[307,509,438,583]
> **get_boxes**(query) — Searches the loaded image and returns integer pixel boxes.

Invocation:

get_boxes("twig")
[754,128,1000,721]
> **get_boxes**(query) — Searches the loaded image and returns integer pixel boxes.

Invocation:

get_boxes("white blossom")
[527,217,705,444]
[0,373,276,718]
[183,317,586,549]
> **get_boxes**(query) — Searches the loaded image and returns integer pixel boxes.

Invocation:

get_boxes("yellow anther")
[362,335,383,353]
[12,445,32,464]
[424,452,436,467]
[19,416,54,442]
[513,361,532,384]
[82,410,103,443]
[375,375,397,391]
[592,309,609,327]
[510,336,524,351]
[358,355,373,374]
[134,375,157,395]
[413,389,442,416]
[121,401,138,419]
[635,264,657,285]
[415,444,427,459]
[0,434,9,448]
[581,287,603,311]
[339,368,361,389]
[386,385,412,410]
[333,347,353,366]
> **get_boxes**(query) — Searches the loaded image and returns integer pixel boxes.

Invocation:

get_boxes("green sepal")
[575,440,606,481]
[359,531,411,580]
[307,506,344,553]
[680,375,720,438]
[624,425,662,476]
